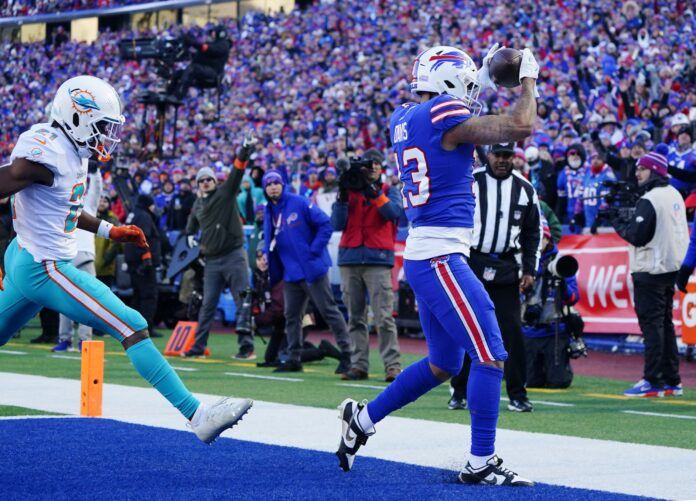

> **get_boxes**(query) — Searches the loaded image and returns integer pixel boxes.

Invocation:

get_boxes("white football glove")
[187,235,198,248]
[519,48,540,98]
[476,43,505,91]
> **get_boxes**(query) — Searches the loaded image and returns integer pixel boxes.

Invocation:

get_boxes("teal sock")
[126,339,200,419]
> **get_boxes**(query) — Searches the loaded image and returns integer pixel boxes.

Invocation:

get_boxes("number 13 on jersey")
[395,147,430,209]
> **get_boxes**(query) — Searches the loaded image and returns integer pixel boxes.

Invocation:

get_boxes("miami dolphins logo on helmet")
[69,88,100,115]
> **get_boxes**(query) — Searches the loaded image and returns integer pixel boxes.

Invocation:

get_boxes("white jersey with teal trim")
[9,123,88,262]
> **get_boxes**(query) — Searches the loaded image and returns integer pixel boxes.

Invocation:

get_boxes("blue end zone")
[1,418,643,500]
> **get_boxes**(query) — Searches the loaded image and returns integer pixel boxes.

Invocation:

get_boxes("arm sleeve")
[430,95,472,133]
[185,200,200,235]
[668,164,696,184]
[376,185,404,221]
[562,276,580,305]
[521,187,542,275]
[331,200,348,231]
[307,200,333,256]
[612,198,656,247]
[221,160,247,196]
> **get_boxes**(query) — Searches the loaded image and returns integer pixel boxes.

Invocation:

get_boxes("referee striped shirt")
[472,167,543,275]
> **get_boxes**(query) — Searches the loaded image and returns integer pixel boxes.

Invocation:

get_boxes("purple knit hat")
[636,147,668,177]
[262,170,284,188]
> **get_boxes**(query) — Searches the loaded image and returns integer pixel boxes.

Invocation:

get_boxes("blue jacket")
[683,226,696,268]
[582,164,616,229]
[264,190,333,284]
[522,245,580,338]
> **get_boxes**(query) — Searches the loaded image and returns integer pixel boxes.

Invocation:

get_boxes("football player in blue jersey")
[336,45,539,486]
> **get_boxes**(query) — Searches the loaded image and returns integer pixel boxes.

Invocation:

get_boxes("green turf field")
[0,405,61,417]
[2,322,695,450]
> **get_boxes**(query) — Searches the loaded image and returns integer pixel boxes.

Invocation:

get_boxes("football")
[488,48,523,88]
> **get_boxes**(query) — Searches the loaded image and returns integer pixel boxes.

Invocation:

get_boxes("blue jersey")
[582,165,616,228]
[668,147,696,193]
[389,95,475,228]
[556,166,585,222]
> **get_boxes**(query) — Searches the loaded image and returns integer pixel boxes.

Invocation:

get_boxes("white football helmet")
[410,46,482,115]
[50,75,125,159]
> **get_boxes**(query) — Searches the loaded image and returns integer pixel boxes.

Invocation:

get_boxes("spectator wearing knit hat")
[182,136,257,359]
[609,146,688,398]
[262,170,353,374]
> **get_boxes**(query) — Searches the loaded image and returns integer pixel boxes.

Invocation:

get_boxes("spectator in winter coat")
[582,153,617,233]
[556,143,587,231]
[262,170,353,374]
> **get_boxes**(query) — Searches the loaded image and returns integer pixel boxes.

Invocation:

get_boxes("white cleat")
[458,455,534,486]
[190,397,253,444]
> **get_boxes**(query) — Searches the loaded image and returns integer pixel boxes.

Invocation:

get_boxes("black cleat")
[458,455,534,486]
[336,398,372,472]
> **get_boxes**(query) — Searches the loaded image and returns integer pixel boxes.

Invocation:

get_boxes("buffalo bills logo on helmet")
[429,51,466,72]
[69,88,100,114]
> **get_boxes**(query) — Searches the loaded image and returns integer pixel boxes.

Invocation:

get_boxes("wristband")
[97,220,114,239]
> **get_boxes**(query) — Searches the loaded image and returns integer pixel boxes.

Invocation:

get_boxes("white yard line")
[622,410,696,420]
[50,355,81,361]
[336,383,389,390]
[224,372,304,382]
[0,372,694,499]
[0,350,27,355]
[0,415,79,420]
[530,400,576,408]
[170,366,199,372]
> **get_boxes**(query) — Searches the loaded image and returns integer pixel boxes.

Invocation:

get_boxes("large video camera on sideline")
[118,36,187,85]
[582,179,641,223]
[338,157,373,192]
[523,252,587,359]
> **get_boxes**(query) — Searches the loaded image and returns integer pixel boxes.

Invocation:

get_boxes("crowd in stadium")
[1,1,694,236]
[1,0,152,17]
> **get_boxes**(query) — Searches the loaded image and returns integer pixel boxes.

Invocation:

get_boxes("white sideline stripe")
[336,383,388,390]
[0,415,80,420]
[622,410,696,421]
[0,350,27,355]
[224,372,303,382]
[581,317,639,324]
[50,355,81,361]
[171,366,199,372]
[0,372,694,500]
[562,247,628,254]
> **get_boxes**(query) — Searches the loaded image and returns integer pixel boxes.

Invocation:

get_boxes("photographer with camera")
[523,223,585,389]
[173,26,231,100]
[239,244,343,368]
[262,170,353,374]
[182,135,257,359]
[331,149,403,382]
[609,147,688,397]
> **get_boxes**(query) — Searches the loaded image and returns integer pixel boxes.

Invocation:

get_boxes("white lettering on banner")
[682,293,696,328]
[610,265,627,309]
[586,264,633,309]
[587,265,613,308]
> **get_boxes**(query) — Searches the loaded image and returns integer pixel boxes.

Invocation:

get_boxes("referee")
[448,143,542,413]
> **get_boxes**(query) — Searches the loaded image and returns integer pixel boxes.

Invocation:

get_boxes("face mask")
[568,157,582,169]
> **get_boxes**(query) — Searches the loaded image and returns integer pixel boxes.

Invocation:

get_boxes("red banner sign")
[393,232,685,336]
[559,233,681,335]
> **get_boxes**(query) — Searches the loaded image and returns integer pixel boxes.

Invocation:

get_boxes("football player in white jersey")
[0,75,252,442]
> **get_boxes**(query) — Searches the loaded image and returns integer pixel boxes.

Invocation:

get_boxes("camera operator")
[331,149,403,382]
[523,223,584,389]
[173,26,231,100]
[182,135,257,359]
[609,148,688,397]
[244,245,343,368]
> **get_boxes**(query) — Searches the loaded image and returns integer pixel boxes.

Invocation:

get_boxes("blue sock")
[467,362,503,457]
[367,357,442,424]
[126,339,200,419]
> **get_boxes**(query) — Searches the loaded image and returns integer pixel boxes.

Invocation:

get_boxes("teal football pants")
[0,238,146,342]
[0,239,200,419]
